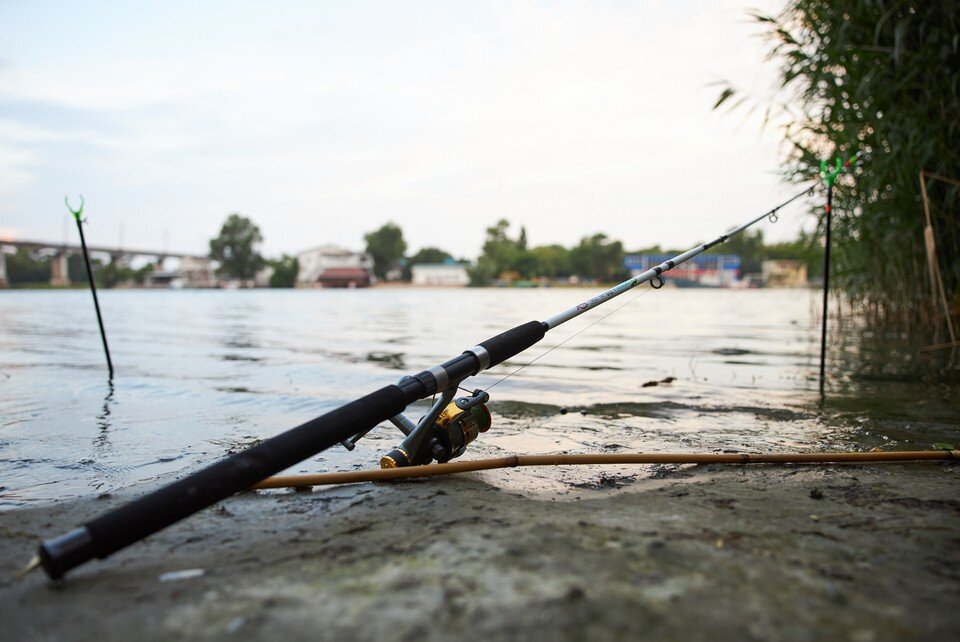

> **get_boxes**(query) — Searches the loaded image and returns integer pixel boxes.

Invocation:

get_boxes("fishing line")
[483,286,656,392]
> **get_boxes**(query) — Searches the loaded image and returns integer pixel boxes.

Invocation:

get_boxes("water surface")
[0,288,955,508]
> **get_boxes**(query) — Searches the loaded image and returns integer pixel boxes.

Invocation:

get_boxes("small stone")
[158,568,205,582]
[225,617,246,634]
[565,586,585,600]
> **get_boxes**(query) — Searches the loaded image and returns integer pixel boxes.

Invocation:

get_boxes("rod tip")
[14,555,41,580]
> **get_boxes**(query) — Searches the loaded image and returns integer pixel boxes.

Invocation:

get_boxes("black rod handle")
[36,320,549,579]
[38,383,415,579]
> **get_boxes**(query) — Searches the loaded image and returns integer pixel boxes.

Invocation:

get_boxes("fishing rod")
[26,179,826,581]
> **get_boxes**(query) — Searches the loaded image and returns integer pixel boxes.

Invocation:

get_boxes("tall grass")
[718,1,960,341]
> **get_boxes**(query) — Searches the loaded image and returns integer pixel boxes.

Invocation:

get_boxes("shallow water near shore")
[0,287,956,508]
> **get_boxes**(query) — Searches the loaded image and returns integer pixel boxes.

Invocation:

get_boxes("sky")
[0,0,798,259]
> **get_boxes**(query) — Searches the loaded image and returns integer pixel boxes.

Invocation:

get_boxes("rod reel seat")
[340,383,492,468]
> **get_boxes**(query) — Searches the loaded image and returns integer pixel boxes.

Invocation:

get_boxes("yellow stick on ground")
[252,450,959,489]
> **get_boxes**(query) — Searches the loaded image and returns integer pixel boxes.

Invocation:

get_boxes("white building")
[146,256,217,288]
[296,245,374,288]
[179,256,217,288]
[762,260,809,287]
[411,263,470,286]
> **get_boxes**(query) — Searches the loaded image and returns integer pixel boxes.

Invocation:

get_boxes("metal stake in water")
[66,196,114,379]
[817,153,860,396]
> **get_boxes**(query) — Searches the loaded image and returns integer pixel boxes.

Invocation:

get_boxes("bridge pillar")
[50,251,70,286]
[0,250,8,288]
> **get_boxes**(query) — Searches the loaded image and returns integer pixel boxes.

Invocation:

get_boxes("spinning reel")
[341,381,491,468]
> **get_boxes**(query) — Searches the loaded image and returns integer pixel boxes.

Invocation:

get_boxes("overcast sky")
[0,0,798,259]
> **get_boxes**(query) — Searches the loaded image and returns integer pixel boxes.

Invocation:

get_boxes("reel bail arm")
[380,385,491,469]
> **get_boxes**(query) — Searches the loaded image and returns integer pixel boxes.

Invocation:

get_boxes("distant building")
[296,245,373,288]
[624,254,741,287]
[254,265,274,288]
[384,260,406,282]
[179,257,217,288]
[146,256,217,288]
[411,262,470,286]
[0,250,8,288]
[762,260,808,287]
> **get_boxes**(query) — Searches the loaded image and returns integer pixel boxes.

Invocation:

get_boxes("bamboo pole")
[919,170,957,345]
[252,450,959,489]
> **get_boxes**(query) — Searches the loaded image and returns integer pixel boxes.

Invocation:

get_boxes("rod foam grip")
[84,385,411,559]
[477,320,546,368]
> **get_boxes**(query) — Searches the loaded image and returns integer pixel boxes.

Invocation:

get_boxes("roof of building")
[319,267,370,279]
[411,263,468,270]
[298,245,365,257]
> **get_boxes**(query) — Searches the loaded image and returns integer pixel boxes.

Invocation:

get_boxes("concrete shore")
[2,461,958,641]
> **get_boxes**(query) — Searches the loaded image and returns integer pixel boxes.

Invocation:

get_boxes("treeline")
[8,214,823,289]
[470,220,626,284]
[467,219,824,285]
[363,222,465,280]
[3,249,155,288]
[208,214,298,287]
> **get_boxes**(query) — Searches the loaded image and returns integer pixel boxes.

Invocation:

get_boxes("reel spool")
[380,393,491,468]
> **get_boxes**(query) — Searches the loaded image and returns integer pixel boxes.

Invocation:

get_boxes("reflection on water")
[0,288,956,507]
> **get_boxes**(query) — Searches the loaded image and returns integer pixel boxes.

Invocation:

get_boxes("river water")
[0,288,956,509]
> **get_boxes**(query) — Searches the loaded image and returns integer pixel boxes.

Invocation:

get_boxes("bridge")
[0,239,210,287]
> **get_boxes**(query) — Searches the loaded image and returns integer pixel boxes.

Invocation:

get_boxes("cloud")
[0,0,794,257]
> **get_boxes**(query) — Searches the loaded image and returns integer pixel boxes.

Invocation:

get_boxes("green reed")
[717,0,959,341]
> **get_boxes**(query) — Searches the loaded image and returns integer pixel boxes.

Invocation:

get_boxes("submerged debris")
[641,376,678,388]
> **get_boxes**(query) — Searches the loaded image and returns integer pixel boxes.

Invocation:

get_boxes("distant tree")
[722,229,767,275]
[6,249,51,284]
[471,219,523,284]
[209,213,265,281]
[133,263,154,285]
[529,244,571,279]
[97,259,140,288]
[67,253,92,284]
[268,255,299,288]
[407,247,453,266]
[364,222,407,280]
[570,233,625,282]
